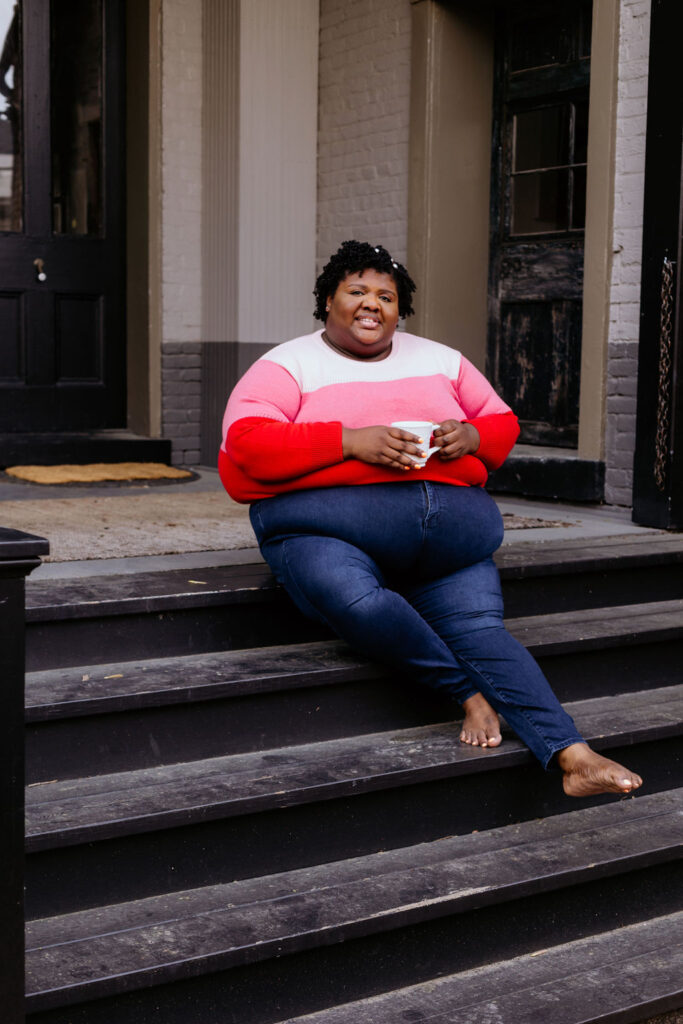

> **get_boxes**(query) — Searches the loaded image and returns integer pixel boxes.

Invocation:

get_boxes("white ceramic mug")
[390,420,442,468]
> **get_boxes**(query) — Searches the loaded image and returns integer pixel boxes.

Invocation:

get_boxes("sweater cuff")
[464,412,519,470]
[310,421,344,469]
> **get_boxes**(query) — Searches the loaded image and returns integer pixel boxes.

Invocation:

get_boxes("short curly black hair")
[313,240,416,321]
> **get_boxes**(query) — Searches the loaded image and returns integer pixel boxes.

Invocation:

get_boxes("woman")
[219,240,642,798]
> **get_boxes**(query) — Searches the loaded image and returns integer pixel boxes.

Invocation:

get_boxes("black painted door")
[488,1,591,448]
[0,0,125,433]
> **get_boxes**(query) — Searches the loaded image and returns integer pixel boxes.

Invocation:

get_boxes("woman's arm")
[224,360,424,481]
[226,416,343,481]
[445,356,520,470]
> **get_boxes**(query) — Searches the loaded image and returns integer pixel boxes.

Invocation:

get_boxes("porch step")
[22,532,683,1021]
[25,599,683,782]
[0,430,172,468]
[25,792,683,1018]
[275,912,683,1024]
[24,685,682,919]
[23,533,683,669]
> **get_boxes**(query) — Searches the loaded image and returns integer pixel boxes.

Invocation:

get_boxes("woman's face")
[325,269,399,359]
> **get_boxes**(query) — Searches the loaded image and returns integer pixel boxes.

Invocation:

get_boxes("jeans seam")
[280,540,327,625]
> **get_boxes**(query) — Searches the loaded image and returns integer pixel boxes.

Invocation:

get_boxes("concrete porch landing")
[0,467,665,581]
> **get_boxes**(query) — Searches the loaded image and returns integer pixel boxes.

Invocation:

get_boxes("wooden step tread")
[25,641,382,721]
[25,791,683,1011]
[24,533,683,622]
[274,911,683,1024]
[26,600,683,721]
[495,530,683,574]
[508,598,683,654]
[24,563,279,622]
[25,685,683,851]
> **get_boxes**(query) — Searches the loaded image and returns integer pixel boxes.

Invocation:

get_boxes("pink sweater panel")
[223,330,511,436]
[221,330,518,502]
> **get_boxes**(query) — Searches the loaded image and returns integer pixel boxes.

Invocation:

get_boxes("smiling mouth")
[356,317,381,329]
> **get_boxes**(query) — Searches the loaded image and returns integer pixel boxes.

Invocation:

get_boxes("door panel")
[498,298,582,445]
[0,292,24,378]
[488,0,591,448]
[0,0,124,433]
[55,295,103,381]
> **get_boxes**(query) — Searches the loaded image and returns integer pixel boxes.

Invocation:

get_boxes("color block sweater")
[219,329,519,503]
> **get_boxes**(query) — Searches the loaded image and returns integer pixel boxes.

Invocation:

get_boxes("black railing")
[0,528,48,1023]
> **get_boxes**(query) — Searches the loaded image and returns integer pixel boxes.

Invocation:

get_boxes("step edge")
[24,842,683,1012]
[24,608,683,720]
[25,704,683,851]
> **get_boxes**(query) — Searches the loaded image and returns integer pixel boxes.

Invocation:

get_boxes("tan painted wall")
[578,0,620,462]
[408,0,494,368]
[126,0,162,436]
[237,0,319,343]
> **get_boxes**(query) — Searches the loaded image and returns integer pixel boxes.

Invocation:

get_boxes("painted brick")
[317,0,411,268]
[608,448,636,470]
[608,395,639,415]
[605,0,651,507]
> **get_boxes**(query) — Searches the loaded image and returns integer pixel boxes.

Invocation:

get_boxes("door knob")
[33,258,47,282]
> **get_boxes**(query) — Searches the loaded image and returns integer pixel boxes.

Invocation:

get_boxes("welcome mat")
[5,463,194,485]
[502,512,574,530]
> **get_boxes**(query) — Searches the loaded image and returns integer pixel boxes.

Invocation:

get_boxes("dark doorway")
[487,0,592,448]
[0,0,125,433]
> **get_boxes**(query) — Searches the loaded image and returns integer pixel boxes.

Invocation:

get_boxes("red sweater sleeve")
[465,412,520,470]
[226,416,344,482]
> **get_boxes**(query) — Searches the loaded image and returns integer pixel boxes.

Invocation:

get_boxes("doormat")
[502,512,575,530]
[5,463,194,485]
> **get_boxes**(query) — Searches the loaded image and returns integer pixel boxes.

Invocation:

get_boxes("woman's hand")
[432,420,480,460]
[342,426,425,470]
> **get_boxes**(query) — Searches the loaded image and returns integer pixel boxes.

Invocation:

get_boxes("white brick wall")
[317,0,411,268]
[605,0,651,506]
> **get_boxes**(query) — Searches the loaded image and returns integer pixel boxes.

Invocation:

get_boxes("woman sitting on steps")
[219,239,642,799]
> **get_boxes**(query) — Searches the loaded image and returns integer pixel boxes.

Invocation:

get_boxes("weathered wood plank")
[25,598,683,720]
[25,685,683,850]
[273,913,683,1024]
[24,534,683,624]
[24,793,682,1010]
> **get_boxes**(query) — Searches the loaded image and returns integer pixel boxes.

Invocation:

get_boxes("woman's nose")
[362,295,380,310]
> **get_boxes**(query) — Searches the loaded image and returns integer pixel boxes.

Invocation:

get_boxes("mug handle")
[426,423,442,456]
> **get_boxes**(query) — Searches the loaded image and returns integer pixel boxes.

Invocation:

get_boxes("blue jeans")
[250,482,583,768]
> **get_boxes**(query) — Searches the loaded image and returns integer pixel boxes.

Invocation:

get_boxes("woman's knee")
[269,536,387,623]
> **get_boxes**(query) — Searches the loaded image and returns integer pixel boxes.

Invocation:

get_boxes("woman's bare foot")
[557,743,643,797]
[460,693,502,748]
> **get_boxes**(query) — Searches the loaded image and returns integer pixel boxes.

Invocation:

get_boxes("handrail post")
[0,529,49,1023]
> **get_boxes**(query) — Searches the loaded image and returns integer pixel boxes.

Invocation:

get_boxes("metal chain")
[654,257,675,492]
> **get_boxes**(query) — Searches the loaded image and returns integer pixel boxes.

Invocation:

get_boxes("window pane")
[0,0,23,232]
[509,13,568,72]
[512,169,569,235]
[514,105,570,172]
[580,1,592,58]
[573,100,589,165]
[571,166,587,229]
[51,0,103,235]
